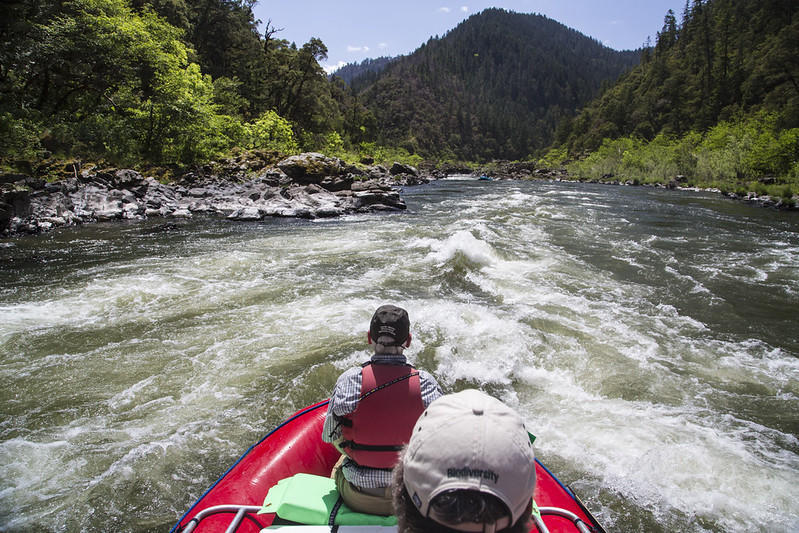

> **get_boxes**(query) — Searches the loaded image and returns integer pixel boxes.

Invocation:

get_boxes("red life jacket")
[340,362,425,469]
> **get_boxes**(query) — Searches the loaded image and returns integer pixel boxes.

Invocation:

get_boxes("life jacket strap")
[359,371,420,402]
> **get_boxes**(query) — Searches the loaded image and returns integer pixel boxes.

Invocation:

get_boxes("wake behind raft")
[170,400,606,533]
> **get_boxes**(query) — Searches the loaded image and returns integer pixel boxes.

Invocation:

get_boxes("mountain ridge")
[347,8,641,161]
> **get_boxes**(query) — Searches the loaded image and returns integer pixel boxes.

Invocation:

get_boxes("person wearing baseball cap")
[322,305,443,516]
[392,389,536,533]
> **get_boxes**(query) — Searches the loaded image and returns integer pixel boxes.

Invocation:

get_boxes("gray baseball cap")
[401,389,537,531]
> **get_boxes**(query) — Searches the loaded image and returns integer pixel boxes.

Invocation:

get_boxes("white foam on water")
[664,265,714,296]
[441,174,473,180]
[425,229,498,268]
[396,204,798,531]
[412,302,534,388]
[512,353,799,530]
[0,267,205,340]
[0,438,84,501]
[0,298,99,335]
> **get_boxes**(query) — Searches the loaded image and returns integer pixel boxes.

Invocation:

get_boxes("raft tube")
[170,400,605,533]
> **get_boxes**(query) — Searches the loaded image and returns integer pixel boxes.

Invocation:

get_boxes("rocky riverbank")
[3,153,795,238]
[0,152,429,237]
[479,160,799,211]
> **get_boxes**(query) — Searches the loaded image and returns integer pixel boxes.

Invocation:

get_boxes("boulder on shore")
[277,153,344,185]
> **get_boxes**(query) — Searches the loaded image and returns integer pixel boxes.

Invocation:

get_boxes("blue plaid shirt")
[322,353,443,488]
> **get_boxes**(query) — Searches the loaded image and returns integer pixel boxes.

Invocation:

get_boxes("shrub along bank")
[540,112,799,208]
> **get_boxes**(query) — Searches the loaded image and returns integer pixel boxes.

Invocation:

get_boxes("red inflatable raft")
[170,400,605,533]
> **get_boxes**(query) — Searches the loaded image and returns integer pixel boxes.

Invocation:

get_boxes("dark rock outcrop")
[1,152,433,237]
[476,160,568,181]
[277,152,344,184]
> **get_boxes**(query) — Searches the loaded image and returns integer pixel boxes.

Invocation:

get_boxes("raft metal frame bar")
[179,504,262,533]
[179,504,594,533]
[535,506,595,533]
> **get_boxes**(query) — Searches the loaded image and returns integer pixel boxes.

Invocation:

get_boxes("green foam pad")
[259,473,397,527]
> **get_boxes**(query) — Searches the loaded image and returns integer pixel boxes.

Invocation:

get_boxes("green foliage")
[247,110,299,155]
[570,137,639,178]
[746,126,799,177]
[537,147,568,168]
[0,0,355,167]
[317,131,346,159]
[2,0,796,175]
[560,0,799,156]
[0,113,41,159]
[553,0,799,196]
[354,142,423,168]
[356,8,640,162]
[133,63,236,164]
[694,120,752,181]
[0,0,244,165]
[692,113,799,182]
[564,112,799,196]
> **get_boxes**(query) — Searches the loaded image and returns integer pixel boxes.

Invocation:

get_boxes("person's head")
[368,305,411,354]
[392,389,536,533]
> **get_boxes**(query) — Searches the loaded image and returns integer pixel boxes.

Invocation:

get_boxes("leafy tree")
[655,9,679,55]
[0,0,353,165]
[280,38,330,129]
[557,111,799,194]
[0,0,244,164]
[559,0,799,158]
[247,110,298,154]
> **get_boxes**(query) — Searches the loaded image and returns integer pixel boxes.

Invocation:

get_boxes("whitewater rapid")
[1,179,797,531]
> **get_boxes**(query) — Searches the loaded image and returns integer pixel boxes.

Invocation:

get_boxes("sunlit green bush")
[537,147,568,168]
[246,110,299,155]
[564,111,798,197]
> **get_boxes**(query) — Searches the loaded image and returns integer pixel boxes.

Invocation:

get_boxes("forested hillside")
[0,0,362,167]
[547,0,799,196]
[0,2,639,169]
[353,8,640,161]
[2,0,796,196]
[332,57,396,86]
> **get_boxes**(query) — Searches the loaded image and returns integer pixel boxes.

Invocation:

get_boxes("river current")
[1,178,798,532]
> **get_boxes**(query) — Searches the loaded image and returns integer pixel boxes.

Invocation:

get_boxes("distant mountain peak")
[329,56,398,85]
[352,9,640,160]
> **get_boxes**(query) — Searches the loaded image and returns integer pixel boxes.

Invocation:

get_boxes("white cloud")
[379,42,389,49]
[437,7,451,13]
[461,6,469,12]
[346,45,370,53]
[323,61,347,75]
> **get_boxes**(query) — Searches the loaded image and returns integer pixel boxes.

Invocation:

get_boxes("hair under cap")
[402,389,536,529]
[369,305,410,347]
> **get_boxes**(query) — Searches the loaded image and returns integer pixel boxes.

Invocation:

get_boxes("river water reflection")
[1,179,798,531]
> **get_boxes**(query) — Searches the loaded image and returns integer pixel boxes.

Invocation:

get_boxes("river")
[1,178,797,532]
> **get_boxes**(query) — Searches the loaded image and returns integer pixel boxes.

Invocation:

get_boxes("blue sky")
[252,1,683,73]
